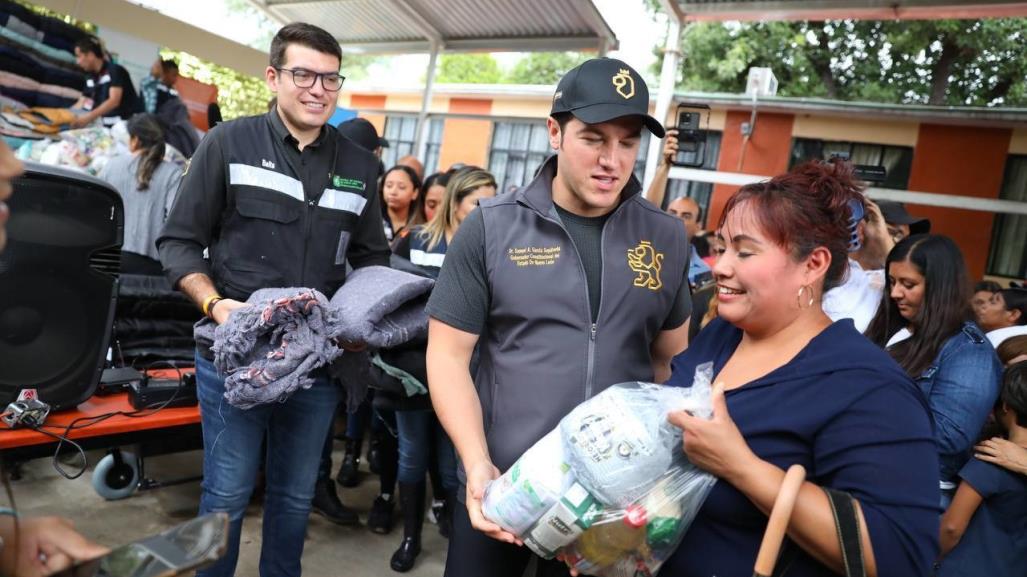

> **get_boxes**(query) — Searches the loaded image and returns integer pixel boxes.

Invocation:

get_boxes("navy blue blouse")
[660,318,940,577]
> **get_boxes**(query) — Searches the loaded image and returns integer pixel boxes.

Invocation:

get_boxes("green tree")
[436,53,502,84]
[506,52,588,84]
[650,12,1027,106]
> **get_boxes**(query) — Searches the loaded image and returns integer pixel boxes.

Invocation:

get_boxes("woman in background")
[420,171,449,223]
[381,165,423,245]
[99,113,182,275]
[384,168,496,572]
[866,234,1003,507]
[662,160,939,577]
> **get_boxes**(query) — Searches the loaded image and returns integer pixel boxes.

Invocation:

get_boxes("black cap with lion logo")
[551,57,664,137]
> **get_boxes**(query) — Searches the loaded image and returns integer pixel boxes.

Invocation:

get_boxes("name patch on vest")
[332,175,366,191]
[508,245,562,267]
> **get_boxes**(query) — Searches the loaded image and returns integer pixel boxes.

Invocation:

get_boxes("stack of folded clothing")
[0,1,87,112]
[194,266,435,410]
[115,273,203,367]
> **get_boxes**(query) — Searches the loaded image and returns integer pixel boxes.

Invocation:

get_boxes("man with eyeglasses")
[157,22,389,577]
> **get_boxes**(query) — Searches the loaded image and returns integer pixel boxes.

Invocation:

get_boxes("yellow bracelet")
[201,294,222,317]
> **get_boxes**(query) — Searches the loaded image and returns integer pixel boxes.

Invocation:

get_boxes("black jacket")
[157,111,390,301]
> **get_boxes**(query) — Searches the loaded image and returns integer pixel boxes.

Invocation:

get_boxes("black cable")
[28,361,190,480]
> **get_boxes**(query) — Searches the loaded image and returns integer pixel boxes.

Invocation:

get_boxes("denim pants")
[395,408,458,490]
[194,352,340,577]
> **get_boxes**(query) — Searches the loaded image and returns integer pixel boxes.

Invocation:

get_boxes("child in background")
[937,361,1027,577]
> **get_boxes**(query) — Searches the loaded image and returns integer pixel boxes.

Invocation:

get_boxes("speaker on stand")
[0,162,123,411]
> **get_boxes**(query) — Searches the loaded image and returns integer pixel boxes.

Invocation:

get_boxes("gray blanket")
[193,267,434,410]
[328,265,434,349]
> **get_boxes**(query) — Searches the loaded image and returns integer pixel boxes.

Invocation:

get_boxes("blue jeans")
[194,353,340,577]
[395,408,458,491]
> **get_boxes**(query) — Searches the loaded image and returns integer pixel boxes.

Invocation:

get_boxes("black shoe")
[390,481,426,572]
[367,494,394,534]
[336,438,362,488]
[390,537,421,572]
[311,480,360,526]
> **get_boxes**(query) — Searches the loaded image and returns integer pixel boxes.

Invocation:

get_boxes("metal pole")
[642,14,681,193]
[415,42,441,162]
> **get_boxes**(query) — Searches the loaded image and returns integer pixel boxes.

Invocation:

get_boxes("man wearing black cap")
[426,58,691,577]
[876,199,931,243]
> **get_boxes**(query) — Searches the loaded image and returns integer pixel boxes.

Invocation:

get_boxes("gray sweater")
[99,154,183,261]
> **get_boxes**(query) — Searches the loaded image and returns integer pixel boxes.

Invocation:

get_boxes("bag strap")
[824,487,867,577]
[770,488,866,577]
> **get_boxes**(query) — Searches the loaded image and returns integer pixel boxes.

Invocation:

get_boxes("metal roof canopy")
[249,0,617,54]
[643,0,1027,210]
[248,0,616,158]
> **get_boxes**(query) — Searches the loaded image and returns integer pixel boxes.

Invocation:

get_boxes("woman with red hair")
[660,161,939,577]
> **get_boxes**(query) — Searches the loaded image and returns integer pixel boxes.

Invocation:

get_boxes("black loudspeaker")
[0,162,123,410]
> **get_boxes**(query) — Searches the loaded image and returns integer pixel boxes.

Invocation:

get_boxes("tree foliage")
[667,18,1027,106]
[436,53,503,83]
[506,52,588,84]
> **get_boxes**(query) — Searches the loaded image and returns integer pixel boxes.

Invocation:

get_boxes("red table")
[0,369,203,498]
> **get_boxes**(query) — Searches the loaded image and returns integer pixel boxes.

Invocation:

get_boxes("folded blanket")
[328,265,434,349]
[202,289,342,410]
[194,268,434,410]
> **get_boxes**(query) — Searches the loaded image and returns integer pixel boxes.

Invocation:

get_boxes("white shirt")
[986,325,1027,348]
[823,259,883,334]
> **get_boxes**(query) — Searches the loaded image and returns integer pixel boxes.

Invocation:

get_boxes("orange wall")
[438,119,492,170]
[437,98,494,170]
[350,94,386,110]
[449,97,492,116]
[707,111,795,227]
[907,124,1012,279]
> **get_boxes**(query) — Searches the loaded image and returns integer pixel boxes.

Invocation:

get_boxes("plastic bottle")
[572,505,648,569]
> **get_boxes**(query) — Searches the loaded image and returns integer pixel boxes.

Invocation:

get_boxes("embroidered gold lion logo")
[627,241,663,291]
[612,69,635,100]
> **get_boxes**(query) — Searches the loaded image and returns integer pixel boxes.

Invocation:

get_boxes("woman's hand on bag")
[667,382,759,483]
[465,459,523,545]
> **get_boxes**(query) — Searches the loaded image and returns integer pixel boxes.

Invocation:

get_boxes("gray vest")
[476,157,688,472]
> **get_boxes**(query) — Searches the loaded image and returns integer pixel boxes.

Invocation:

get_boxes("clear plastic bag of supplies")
[482,364,718,575]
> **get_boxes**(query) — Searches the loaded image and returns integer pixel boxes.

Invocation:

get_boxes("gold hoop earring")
[796,284,815,309]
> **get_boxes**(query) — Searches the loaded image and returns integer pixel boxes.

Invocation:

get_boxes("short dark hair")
[160,59,179,73]
[974,280,1002,293]
[551,112,574,132]
[1001,361,1027,428]
[75,36,104,58]
[269,23,341,70]
[998,288,1027,326]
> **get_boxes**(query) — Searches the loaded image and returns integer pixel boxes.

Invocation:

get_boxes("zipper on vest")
[585,322,597,400]
[585,219,612,400]
[533,204,618,402]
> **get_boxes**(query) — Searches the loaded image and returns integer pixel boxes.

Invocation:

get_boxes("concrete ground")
[7,443,449,576]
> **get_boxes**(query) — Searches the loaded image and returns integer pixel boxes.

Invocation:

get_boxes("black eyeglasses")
[275,67,345,92]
